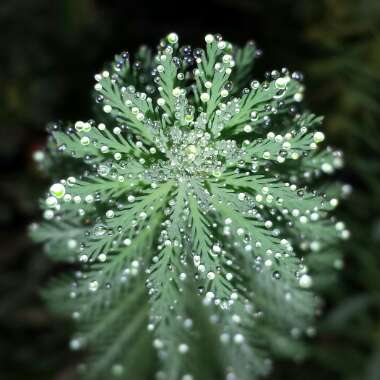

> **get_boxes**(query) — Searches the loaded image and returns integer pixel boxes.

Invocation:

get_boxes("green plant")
[31,33,348,380]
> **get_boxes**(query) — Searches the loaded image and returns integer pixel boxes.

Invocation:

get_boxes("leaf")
[188,183,234,300]
[53,122,143,164]
[223,78,302,133]
[231,41,257,92]
[220,171,335,213]
[30,220,85,261]
[239,113,324,165]
[156,51,178,117]
[97,75,155,143]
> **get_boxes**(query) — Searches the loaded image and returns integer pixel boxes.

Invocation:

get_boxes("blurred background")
[0,0,379,379]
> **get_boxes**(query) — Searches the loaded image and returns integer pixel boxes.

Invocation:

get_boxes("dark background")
[1,0,380,379]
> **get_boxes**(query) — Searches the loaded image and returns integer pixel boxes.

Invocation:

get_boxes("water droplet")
[112,364,124,376]
[299,274,312,288]
[94,224,107,237]
[89,281,99,292]
[50,183,65,199]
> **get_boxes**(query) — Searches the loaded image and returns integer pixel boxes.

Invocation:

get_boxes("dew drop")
[89,281,99,292]
[50,183,65,198]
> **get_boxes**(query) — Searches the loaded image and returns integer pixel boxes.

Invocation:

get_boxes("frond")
[223,78,302,133]
[156,48,178,117]
[220,171,336,213]
[231,41,257,91]
[238,113,325,166]
[95,74,155,143]
[53,121,145,164]
[188,181,234,300]
[29,220,85,261]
